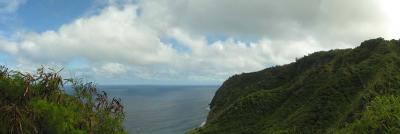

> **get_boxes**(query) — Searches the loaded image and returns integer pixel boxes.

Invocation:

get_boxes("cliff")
[191,38,400,133]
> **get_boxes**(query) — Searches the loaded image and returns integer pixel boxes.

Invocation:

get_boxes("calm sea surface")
[96,85,218,134]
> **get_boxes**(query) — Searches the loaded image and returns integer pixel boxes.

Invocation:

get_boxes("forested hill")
[0,67,126,134]
[190,38,400,133]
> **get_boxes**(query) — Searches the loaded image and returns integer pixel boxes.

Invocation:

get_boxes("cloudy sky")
[0,0,399,85]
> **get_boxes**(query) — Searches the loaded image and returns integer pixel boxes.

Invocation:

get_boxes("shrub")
[0,66,127,134]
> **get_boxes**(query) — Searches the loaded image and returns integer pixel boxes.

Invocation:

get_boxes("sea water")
[96,85,218,134]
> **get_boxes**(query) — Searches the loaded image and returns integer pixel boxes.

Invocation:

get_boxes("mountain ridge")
[190,38,400,133]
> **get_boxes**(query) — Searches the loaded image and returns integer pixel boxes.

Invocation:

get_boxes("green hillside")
[190,38,400,133]
[0,67,126,134]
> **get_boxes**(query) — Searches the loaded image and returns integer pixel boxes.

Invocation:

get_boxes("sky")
[0,0,399,85]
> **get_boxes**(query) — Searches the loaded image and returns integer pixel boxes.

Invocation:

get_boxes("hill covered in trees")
[190,38,400,133]
[0,67,126,134]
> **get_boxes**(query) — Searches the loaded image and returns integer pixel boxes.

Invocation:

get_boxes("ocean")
[96,85,218,134]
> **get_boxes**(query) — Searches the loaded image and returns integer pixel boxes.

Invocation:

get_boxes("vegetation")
[0,66,126,134]
[333,95,400,133]
[189,38,400,133]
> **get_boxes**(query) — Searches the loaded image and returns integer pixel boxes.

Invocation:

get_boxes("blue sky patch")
[13,0,92,33]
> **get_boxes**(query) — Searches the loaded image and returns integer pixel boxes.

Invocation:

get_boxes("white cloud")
[138,0,393,46]
[0,37,18,54]
[0,0,25,13]
[12,6,177,65]
[0,0,397,84]
[94,62,128,77]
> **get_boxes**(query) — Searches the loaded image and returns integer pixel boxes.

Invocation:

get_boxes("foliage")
[189,38,400,134]
[332,95,400,133]
[0,66,127,134]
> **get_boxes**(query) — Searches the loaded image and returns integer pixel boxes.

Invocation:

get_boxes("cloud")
[94,62,128,77]
[15,6,175,65]
[139,0,391,46]
[0,0,25,13]
[0,37,18,54]
[0,0,397,84]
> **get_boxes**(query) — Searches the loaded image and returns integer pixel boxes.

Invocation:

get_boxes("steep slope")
[190,38,400,133]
